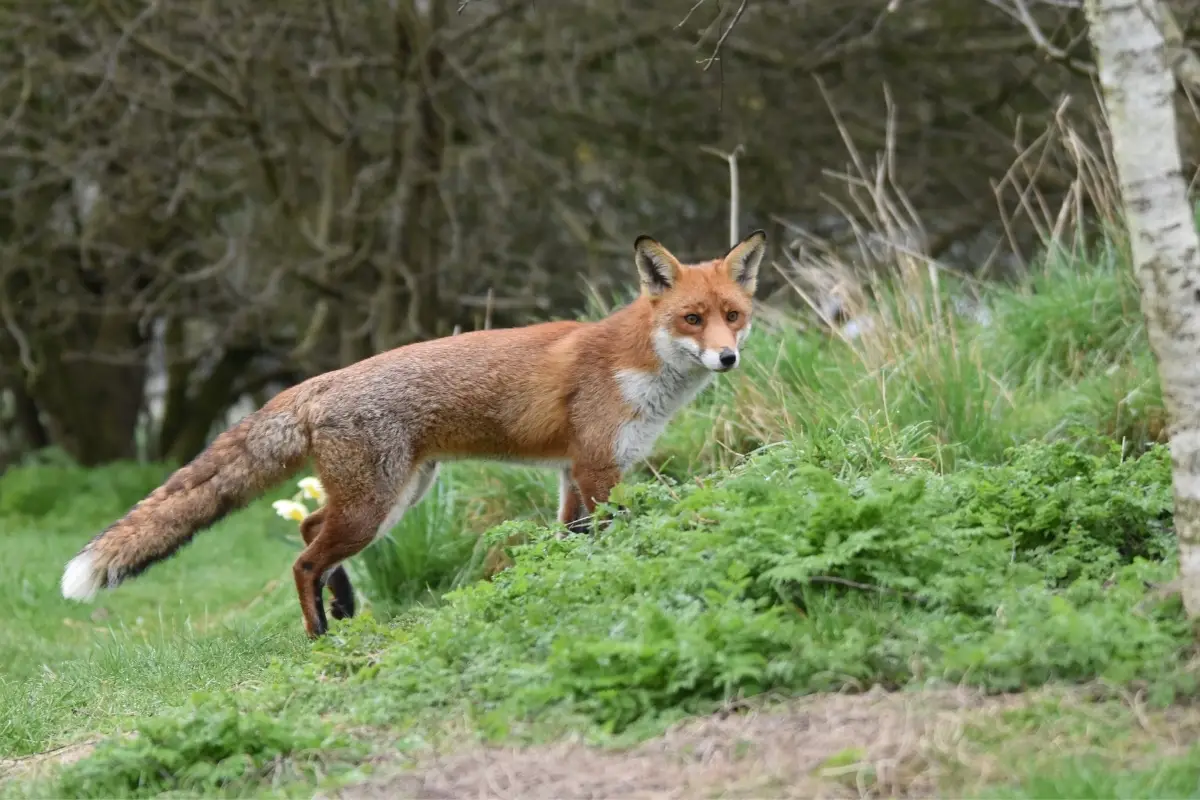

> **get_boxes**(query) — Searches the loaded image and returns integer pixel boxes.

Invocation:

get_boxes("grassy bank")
[1,234,1194,797]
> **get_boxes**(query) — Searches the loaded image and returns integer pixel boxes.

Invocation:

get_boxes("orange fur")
[60,231,768,638]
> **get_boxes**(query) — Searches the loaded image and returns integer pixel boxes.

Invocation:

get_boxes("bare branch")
[677,0,710,30]
[701,0,749,71]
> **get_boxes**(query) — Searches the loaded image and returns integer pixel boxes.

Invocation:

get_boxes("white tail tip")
[61,551,102,602]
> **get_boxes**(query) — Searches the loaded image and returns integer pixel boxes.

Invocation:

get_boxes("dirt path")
[0,739,99,784]
[12,686,1192,797]
[331,688,1031,799]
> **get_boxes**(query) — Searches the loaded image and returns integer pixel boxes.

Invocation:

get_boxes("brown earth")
[327,688,1032,800]
[0,740,100,784]
[12,685,1196,798]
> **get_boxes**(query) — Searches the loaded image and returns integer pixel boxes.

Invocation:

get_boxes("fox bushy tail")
[61,398,310,601]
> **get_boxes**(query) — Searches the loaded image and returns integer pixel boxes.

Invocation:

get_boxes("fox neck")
[608,312,715,472]
[626,334,711,408]
[610,358,711,473]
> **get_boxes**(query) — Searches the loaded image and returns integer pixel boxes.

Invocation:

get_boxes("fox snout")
[701,346,739,372]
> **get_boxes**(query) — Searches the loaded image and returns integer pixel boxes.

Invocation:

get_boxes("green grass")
[992,750,1200,799]
[8,437,1196,797]
[0,457,309,757]
[940,693,1200,799]
[1,235,1196,797]
[17,695,361,799]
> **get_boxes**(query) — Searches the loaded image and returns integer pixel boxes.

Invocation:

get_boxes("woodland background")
[2,0,1196,470]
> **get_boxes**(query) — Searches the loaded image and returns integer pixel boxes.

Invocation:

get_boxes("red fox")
[60,230,767,638]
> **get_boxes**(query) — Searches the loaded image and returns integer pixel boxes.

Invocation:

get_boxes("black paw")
[566,516,593,535]
[325,567,356,620]
[330,598,355,620]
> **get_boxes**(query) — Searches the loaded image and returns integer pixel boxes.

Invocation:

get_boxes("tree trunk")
[11,380,49,452]
[1084,0,1200,616]
[28,315,147,467]
[0,371,49,472]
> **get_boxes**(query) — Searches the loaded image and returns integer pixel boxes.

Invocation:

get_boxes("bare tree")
[1083,0,1200,616]
[4,0,1199,467]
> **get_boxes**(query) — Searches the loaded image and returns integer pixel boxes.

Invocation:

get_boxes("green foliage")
[352,461,558,613]
[283,440,1190,742]
[352,474,483,611]
[656,233,1163,476]
[943,440,1175,585]
[1,232,1194,798]
[0,457,168,522]
[983,748,1200,800]
[987,241,1145,382]
[40,695,350,798]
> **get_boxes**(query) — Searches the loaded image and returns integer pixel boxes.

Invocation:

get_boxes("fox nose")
[718,348,738,369]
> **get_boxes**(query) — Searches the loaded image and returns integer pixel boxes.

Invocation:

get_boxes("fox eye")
[684,313,702,326]
[726,310,740,323]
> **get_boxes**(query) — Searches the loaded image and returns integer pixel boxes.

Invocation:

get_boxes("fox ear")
[633,235,682,297]
[724,229,767,294]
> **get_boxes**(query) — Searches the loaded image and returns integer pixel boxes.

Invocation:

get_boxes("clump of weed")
[37,694,353,798]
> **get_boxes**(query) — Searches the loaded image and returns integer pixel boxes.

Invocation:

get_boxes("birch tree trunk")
[1084,0,1200,616]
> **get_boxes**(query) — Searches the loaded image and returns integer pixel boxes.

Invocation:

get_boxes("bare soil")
[0,740,100,784]
[330,687,1033,800]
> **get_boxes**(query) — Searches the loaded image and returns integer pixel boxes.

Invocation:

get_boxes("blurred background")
[0,0,1196,472]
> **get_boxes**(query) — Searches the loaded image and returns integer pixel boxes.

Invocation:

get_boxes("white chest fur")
[612,365,713,471]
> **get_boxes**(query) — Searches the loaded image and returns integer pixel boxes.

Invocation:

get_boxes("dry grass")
[0,740,102,785]
[329,688,1021,800]
[320,684,1200,800]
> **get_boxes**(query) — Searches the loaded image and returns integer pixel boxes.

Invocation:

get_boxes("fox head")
[633,230,766,374]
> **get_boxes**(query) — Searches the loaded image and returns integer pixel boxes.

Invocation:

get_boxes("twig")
[1010,0,1069,59]
[700,144,745,247]
[677,0,710,30]
[643,459,681,502]
[0,293,36,377]
[701,0,749,71]
[983,0,1096,75]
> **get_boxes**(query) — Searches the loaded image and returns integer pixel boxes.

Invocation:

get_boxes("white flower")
[297,477,326,503]
[272,499,309,523]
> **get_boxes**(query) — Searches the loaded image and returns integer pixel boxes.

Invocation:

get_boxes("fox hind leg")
[294,499,390,638]
[294,441,413,638]
[300,507,356,621]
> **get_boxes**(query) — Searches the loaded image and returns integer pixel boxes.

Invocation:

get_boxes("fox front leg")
[564,461,622,535]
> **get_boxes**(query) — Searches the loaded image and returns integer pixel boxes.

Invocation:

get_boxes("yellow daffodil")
[297,477,326,503]
[272,499,309,523]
